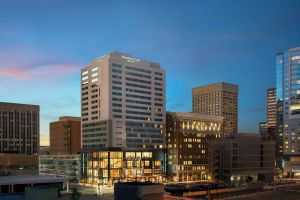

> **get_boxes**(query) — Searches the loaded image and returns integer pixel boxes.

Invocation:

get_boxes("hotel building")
[80,52,165,150]
[192,82,238,134]
[0,102,39,155]
[166,112,223,182]
[276,47,300,176]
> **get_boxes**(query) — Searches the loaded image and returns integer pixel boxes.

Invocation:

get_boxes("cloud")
[0,43,82,80]
[0,63,81,79]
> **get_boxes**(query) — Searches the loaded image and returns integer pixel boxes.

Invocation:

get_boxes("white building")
[81,52,165,149]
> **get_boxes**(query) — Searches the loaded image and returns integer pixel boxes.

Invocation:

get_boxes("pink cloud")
[0,43,83,81]
[0,63,81,79]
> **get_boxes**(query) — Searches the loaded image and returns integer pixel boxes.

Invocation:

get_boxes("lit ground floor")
[81,148,167,186]
[212,171,274,184]
[169,171,209,182]
[168,164,210,182]
[282,156,300,178]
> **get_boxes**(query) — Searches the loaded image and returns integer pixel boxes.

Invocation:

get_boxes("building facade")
[192,82,238,134]
[81,148,167,185]
[259,122,268,135]
[80,52,165,149]
[276,47,300,176]
[166,112,223,182]
[0,102,39,155]
[0,154,38,176]
[267,88,277,128]
[209,133,275,184]
[39,155,81,182]
[50,116,81,155]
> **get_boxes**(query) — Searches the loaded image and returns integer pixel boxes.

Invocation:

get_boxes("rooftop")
[0,102,39,109]
[0,175,66,185]
[167,112,224,122]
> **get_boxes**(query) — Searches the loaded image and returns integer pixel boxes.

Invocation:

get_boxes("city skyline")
[1,0,300,145]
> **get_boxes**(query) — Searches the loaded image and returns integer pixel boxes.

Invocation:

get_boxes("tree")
[70,187,81,200]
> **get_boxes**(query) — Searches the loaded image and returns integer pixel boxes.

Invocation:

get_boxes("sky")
[0,0,300,146]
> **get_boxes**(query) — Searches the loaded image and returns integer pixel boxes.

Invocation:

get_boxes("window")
[92,72,98,77]
[142,152,152,158]
[82,71,88,75]
[125,152,135,159]
[112,92,122,96]
[112,63,122,68]
[125,66,151,74]
[144,160,150,166]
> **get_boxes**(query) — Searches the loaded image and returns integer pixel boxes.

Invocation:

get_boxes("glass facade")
[277,47,300,175]
[276,54,283,102]
[81,149,167,185]
[39,155,81,182]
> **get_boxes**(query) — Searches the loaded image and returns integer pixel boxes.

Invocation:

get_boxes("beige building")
[50,116,81,155]
[192,82,238,134]
[166,112,223,182]
[267,88,276,128]
[209,133,275,184]
[0,102,39,155]
[81,52,165,149]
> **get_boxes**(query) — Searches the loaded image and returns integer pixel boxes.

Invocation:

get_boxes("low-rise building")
[39,155,81,182]
[166,112,224,182]
[0,175,65,195]
[209,133,275,184]
[81,148,167,185]
[0,153,38,175]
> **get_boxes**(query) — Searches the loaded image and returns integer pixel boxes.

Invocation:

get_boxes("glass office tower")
[277,47,300,176]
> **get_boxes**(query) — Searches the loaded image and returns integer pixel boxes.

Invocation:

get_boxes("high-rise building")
[80,52,165,149]
[192,82,238,134]
[267,88,277,128]
[259,122,268,137]
[166,112,223,182]
[259,88,277,141]
[50,116,81,155]
[0,102,39,155]
[276,47,300,176]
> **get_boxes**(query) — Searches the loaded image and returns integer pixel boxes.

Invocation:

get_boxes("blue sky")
[0,0,300,145]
